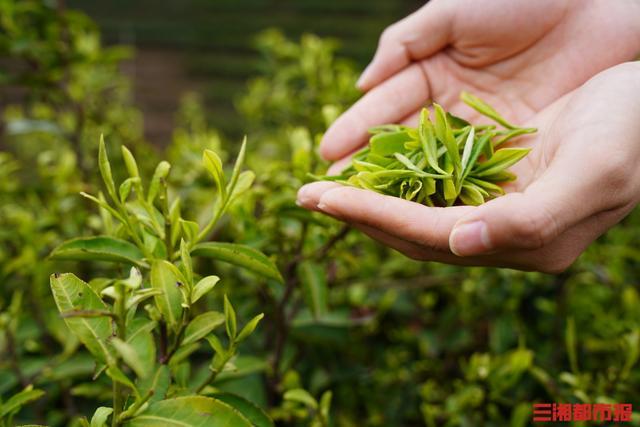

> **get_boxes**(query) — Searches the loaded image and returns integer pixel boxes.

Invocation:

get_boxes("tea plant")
[315,93,536,206]
[48,137,275,426]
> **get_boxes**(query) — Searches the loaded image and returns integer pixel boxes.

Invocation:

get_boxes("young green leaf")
[98,135,118,203]
[50,273,114,364]
[122,396,253,427]
[50,236,146,267]
[433,103,460,175]
[90,406,113,427]
[146,161,171,204]
[203,149,227,201]
[121,145,140,178]
[283,389,317,409]
[0,386,45,418]
[461,91,519,129]
[224,295,237,340]
[236,313,265,343]
[182,311,225,345]
[111,337,148,379]
[150,260,183,330]
[298,261,328,318]
[472,148,531,177]
[191,242,283,283]
[191,275,220,304]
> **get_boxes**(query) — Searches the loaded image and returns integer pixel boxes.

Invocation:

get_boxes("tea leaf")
[461,126,475,172]
[50,273,114,364]
[50,236,146,267]
[121,145,140,178]
[284,388,317,409]
[112,337,147,379]
[0,386,45,418]
[123,396,253,427]
[236,313,265,343]
[98,135,117,203]
[90,406,113,427]
[370,131,412,156]
[203,149,227,201]
[147,161,171,204]
[472,148,531,177]
[182,311,225,345]
[461,91,518,129]
[191,242,283,283]
[126,318,156,377]
[106,365,139,398]
[433,103,460,175]
[137,365,170,404]
[150,260,183,329]
[226,136,247,198]
[419,110,447,175]
[210,392,274,427]
[191,275,220,304]
[224,295,237,340]
[298,261,328,318]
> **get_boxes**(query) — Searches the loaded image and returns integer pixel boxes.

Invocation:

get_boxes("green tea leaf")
[90,406,113,427]
[123,396,253,426]
[126,318,157,378]
[210,393,274,427]
[137,365,170,404]
[419,110,447,175]
[50,236,146,267]
[0,386,45,418]
[203,149,227,201]
[191,275,220,304]
[112,337,147,379]
[224,295,237,340]
[191,242,283,283]
[50,273,114,364]
[147,161,171,204]
[461,91,519,129]
[298,261,328,318]
[106,365,139,398]
[433,103,460,175]
[182,311,225,345]
[121,145,140,178]
[236,313,265,343]
[226,136,247,198]
[98,135,118,203]
[369,131,412,156]
[472,148,531,177]
[284,389,317,409]
[150,260,183,329]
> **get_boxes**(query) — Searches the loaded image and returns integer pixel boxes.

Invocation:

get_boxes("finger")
[297,181,342,211]
[357,1,453,91]
[316,186,474,251]
[327,152,356,175]
[449,146,625,256]
[320,64,431,161]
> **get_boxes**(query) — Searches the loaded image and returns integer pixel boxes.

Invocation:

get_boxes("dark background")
[67,0,423,144]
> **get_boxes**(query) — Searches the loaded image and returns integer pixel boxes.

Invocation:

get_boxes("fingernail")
[296,185,312,208]
[450,221,491,256]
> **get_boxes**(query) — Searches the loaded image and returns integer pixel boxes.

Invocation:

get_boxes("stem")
[195,347,234,393]
[112,284,127,426]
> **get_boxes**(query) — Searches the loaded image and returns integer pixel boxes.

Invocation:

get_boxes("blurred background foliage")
[1,1,640,426]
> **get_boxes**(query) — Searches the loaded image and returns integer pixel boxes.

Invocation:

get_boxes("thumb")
[357,1,453,91]
[448,160,614,256]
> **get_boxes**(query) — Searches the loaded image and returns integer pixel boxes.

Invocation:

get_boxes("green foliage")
[315,94,535,206]
[2,4,640,427]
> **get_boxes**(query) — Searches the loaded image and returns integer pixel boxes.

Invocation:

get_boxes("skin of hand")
[297,62,640,273]
[319,0,640,168]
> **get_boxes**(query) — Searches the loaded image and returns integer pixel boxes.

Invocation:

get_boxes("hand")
[298,63,640,273]
[320,0,640,165]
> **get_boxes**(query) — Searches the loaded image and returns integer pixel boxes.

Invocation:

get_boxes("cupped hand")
[320,0,640,164]
[298,63,640,273]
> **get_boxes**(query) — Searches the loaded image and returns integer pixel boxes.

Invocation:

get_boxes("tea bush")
[1,2,640,426]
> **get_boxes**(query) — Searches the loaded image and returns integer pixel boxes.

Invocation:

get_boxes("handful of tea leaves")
[315,92,536,206]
